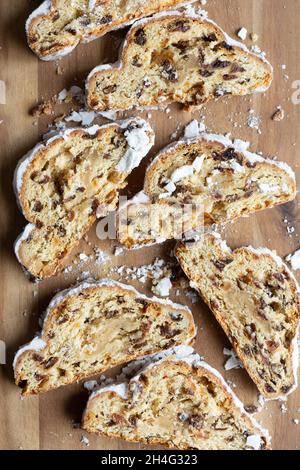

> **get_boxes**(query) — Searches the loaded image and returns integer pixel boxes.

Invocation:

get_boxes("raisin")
[32,353,43,362]
[56,225,66,237]
[281,385,292,394]
[67,210,75,222]
[104,310,118,318]
[189,414,204,429]
[66,28,77,35]
[173,40,189,53]
[198,48,205,63]
[274,272,285,284]
[57,314,69,325]
[91,198,99,213]
[80,17,91,26]
[159,323,181,338]
[203,33,217,42]
[242,345,252,356]
[52,12,60,21]
[266,340,279,352]
[223,74,237,80]
[213,258,233,271]
[34,373,46,381]
[244,405,258,414]
[161,59,178,82]
[168,20,190,32]
[211,59,231,68]
[43,357,59,369]
[33,201,43,212]
[99,15,112,24]
[230,63,246,73]
[170,312,183,321]
[265,384,275,394]
[103,84,117,94]
[36,220,43,229]
[76,186,86,193]
[134,28,147,45]
[217,41,234,51]
[129,415,138,426]
[132,56,142,67]
[200,69,213,77]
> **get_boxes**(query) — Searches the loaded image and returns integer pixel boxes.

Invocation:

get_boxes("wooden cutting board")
[0,0,300,450]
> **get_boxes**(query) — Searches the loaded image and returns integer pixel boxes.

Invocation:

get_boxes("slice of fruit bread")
[116,133,296,249]
[82,345,270,450]
[86,8,273,112]
[176,233,300,399]
[14,280,196,395]
[26,0,192,60]
[14,119,154,279]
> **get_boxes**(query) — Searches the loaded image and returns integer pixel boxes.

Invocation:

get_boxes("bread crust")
[86,11,273,111]
[176,235,300,399]
[14,280,196,395]
[26,0,191,60]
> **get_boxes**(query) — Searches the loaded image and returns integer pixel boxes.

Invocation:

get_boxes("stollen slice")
[14,118,154,279]
[14,280,196,395]
[176,233,300,399]
[116,133,296,249]
[82,345,270,450]
[26,0,192,60]
[86,8,273,112]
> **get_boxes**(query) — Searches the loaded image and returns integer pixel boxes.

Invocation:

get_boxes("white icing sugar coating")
[117,119,154,172]
[14,223,36,264]
[89,345,270,446]
[25,0,51,35]
[286,249,300,271]
[246,434,262,450]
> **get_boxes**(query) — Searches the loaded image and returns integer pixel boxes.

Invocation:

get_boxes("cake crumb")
[272,107,285,121]
[31,100,54,117]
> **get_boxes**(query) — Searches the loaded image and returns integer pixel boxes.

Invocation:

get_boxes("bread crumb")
[31,100,54,117]
[272,107,285,121]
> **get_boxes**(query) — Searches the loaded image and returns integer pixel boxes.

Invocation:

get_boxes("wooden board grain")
[0,0,300,450]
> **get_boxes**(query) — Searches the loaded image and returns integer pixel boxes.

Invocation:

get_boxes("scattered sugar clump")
[286,249,300,270]
[223,348,244,371]
[80,435,90,447]
[237,27,247,41]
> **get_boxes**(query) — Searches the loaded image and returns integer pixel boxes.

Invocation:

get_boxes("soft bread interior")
[83,356,268,450]
[87,13,272,111]
[14,282,196,395]
[176,235,300,399]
